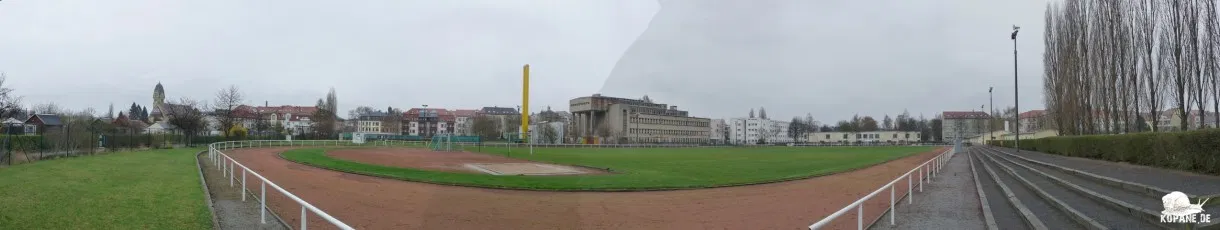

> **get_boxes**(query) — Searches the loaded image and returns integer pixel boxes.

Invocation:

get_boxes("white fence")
[206,139,954,230]
[463,142,953,149]
[807,146,957,230]
[207,140,377,230]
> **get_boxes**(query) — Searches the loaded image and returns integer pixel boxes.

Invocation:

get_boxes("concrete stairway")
[968,146,1218,230]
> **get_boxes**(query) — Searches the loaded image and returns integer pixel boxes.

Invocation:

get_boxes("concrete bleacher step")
[970,149,1036,230]
[987,146,1220,202]
[977,152,1097,229]
[987,146,1220,230]
[981,148,1169,230]
[971,148,1049,228]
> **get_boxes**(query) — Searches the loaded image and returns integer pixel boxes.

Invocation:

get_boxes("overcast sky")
[0,0,1046,123]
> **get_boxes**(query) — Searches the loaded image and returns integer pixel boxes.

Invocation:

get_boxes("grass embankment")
[0,148,211,229]
[282,146,937,191]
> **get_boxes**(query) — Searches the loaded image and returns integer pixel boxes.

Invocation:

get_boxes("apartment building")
[255,105,318,135]
[709,119,728,144]
[807,131,921,143]
[942,111,990,142]
[452,109,478,136]
[357,111,388,133]
[404,108,452,137]
[727,117,793,144]
[570,94,711,144]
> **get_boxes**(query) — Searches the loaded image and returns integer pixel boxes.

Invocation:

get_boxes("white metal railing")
[807,146,957,230]
[206,140,419,230]
[459,142,953,148]
[206,139,953,230]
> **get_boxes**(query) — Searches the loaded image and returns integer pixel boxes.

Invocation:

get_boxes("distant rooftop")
[942,111,990,119]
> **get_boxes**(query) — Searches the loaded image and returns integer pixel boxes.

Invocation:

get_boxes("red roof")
[942,111,990,119]
[1018,110,1047,119]
[452,109,479,117]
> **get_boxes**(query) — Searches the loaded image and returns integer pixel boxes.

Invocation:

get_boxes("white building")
[444,109,475,136]
[145,121,178,134]
[728,117,793,145]
[807,131,922,143]
[357,111,388,133]
[709,119,728,144]
[203,115,223,136]
[358,120,382,133]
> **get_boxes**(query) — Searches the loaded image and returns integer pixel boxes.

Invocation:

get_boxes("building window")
[905,133,910,138]
[893,134,898,138]
[826,134,831,139]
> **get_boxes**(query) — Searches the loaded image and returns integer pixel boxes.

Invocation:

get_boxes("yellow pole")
[522,64,530,142]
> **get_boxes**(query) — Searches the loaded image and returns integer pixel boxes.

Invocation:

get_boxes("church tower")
[153,82,165,108]
[152,82,166,122]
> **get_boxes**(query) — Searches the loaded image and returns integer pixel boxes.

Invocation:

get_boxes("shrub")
[228,125,248,140]
[988,129,1220,176]
[5,135,46,152]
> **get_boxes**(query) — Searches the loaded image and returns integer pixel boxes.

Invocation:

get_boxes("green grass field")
[0,148,211,229]
[281,146,937,191]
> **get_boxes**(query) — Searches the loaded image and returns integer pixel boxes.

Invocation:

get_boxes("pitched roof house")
[23,114,64,134]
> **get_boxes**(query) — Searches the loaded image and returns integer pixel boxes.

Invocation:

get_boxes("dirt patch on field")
[325,148,607,175]
[225,147,947,230]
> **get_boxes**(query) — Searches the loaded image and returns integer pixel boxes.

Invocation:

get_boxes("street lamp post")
[989,87,994,141]
[1012,25,1021,153]
[422,104,429,137]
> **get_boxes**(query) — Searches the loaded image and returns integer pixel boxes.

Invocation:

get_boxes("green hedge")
[987,129,1220,175]
[4,135,45,152]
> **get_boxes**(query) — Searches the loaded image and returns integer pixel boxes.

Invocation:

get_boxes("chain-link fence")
[0,132,336,166]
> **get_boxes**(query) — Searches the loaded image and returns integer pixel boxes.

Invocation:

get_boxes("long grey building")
[942,111,990,142]
[570,94,711,144]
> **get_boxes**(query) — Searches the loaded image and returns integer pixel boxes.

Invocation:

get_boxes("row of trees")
[811,110,944,142]
[1043,0,1220,135]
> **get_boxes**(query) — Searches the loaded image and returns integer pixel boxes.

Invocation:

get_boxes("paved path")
[199,153,288,230]
[871,149,984,230]
[994,146,1220,197]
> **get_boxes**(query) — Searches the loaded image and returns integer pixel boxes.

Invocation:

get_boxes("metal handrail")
[208,140,376,230]
[807,146,956,230]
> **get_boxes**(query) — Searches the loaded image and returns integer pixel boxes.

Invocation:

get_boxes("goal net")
[429,134,456,152]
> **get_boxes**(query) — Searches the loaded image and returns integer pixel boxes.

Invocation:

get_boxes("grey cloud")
[2,0,1044,122]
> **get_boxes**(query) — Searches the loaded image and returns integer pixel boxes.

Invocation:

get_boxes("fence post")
[919,167,924,192]
[857,205,863,230]
[261,181,266,224]
[301,206,308,230]
[229,161,234,187]
[908,174,913,204]
[241,169,247,201]
[890,185,895,225]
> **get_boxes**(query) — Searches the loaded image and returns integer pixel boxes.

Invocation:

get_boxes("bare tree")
[310,98,338,138]
[167,98,209,140]
[213,85,243,136]
[325,87,338,117]
[1040,0,1220,134]
[471,115,501,139]
[0,73,22,119]
[539,123,559,144]
[348,106,374,120]
[30,102,62,115]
